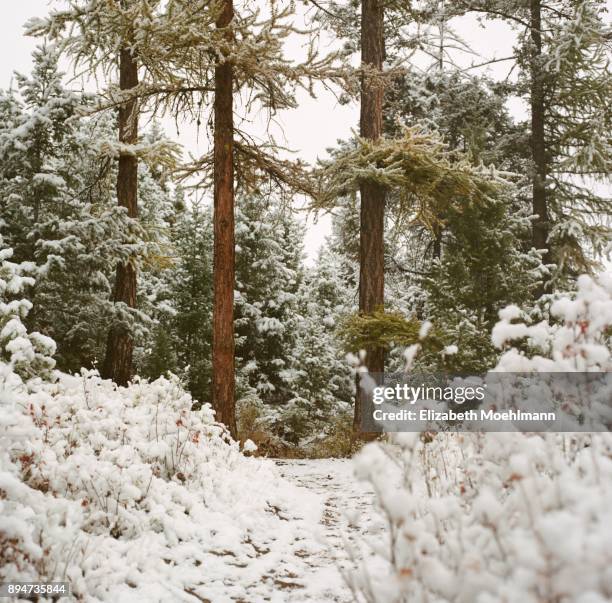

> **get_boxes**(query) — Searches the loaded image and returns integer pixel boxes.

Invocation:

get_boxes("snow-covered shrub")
[0,368,320,600]
[346,272,612,602]
[0,241,321,597]
[349,432,612,603]
[493,272,612,372]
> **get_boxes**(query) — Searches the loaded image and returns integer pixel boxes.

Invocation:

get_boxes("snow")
[2,235,611,602]
[346,432,612,603]
[344,271,612,602]
[1,369,337,602]
[273,459,387,602]
[0,368,387,603]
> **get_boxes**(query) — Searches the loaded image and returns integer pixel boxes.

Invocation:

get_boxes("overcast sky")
[2,2,607,261]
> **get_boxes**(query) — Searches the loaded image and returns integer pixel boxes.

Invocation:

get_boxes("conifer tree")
[27,2,162,385]
[455,0,611,282]
[0,47,82,265]
[234,195,304,413]
[312,0,508,433]
[101,32,140,385]
[31,0,342,432]
[163,3,342,432]
[355,0,386,436]
[141,195,214,403]
[171,203,214,404]
[0,49,174,374]
[212,0,237,436]
[290,246,354,440]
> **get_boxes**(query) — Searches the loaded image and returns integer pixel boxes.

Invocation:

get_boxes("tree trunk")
[212,0,238,438]
[530,0,551,279]
[354,0,386,437]
[102,46,138,386]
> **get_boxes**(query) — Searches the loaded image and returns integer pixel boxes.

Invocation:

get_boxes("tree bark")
[212,0,238,438]
[102,46,138,386]
[354,0,386,437]
[530,0,551,276]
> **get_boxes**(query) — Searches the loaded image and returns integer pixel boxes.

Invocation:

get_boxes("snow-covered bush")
[0,366,324,601]
[493,272,612,372]
[349,432,612,603]
[346,272,612,602]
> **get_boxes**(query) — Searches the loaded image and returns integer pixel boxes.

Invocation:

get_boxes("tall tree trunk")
[212,0,238,438]
[530,0,551,280]
[102,46,138,386]
[354,0,386,437]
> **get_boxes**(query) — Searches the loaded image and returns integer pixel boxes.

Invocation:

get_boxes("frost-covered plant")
[348,431,612,603]
[345,271,612,602]
[493,272,612,372]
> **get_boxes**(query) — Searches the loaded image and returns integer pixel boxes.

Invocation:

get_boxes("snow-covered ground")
[269,459,383,603]
[191,457,387,603]
[182,458,381,603]
[2,360,384,602]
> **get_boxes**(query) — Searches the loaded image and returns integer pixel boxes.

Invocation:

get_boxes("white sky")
[1,2,608,262]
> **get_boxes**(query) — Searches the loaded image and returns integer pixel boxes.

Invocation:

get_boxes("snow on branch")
[314,126,512,231]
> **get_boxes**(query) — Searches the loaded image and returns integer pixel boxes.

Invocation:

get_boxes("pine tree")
[0,238,56,384]
[163,198,214,405]
[419,197,543,372]
[27,2,172,386]
[0,49,176,374]
[289,246,354,444]
[99,21,141,386]
[0,46,82,264]
[212,0,237,436]
[380,67,550,371]
[30,0,343,432]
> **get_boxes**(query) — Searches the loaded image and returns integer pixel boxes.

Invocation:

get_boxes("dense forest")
[1,0,611,601]
[1,0,609,451]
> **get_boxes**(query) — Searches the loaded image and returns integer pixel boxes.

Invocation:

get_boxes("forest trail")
[266,458,383,603]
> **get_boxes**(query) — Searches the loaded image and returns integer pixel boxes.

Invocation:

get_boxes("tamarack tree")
[101,41,139,385]
[212,0,237,435]
[29,0,344,436]
[316,124,503,434]
[311,0,506,437]
[164,4,345,437]
[453,0,611,284]
[357,0,386,438]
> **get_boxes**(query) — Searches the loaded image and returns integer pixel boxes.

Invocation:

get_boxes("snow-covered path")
[186,458,386,603]
[266,458,382,603]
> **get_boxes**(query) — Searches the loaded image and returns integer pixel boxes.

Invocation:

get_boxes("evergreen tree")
[212,0,238,436]
[288,247,354,444]
[161,198,214,405]
[0,50,175,374]
[234,195,304,413]
[456,0,611,281]
[381,69,544,371]
[0,46,83,264]
[419,197,543,372]
[0,237,56,384]
[354,0,387,437]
